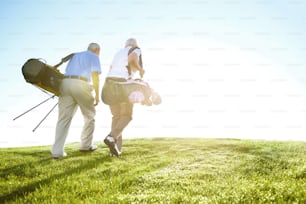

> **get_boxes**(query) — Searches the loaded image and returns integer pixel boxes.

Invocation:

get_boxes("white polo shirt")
[107,46,141,79]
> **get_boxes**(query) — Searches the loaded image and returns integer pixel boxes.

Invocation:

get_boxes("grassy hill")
[0,138,305,203]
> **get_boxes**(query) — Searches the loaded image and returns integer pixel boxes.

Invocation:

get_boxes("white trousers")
[51,78,96,156]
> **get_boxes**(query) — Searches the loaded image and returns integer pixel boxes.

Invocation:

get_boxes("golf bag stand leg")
[32,102,58,132]
[13,95,56,121]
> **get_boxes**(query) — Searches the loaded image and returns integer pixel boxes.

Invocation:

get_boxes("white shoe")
[52,152,67,159]
[79,145,98,152]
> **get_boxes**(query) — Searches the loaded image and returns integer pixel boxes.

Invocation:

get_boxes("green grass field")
[0,138,305,203]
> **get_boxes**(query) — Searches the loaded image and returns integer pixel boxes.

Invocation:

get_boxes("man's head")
[88,42,100,56]
[125,38,138,48]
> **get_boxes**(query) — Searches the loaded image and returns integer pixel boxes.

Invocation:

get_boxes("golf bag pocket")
[22,58,64,96]
[101,79,161,106]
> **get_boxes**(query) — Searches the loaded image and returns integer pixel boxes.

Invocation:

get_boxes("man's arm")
[128,52,144,78]
[91,71,100,106]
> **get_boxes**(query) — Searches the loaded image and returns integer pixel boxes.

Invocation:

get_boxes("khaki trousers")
[51,78,96,156]
[109,103,133,151]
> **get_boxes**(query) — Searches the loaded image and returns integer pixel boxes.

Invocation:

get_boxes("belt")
[106,77,127,82]
[64,75,88,82]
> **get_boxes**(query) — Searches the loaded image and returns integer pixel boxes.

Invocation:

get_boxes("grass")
[0,138,305,204]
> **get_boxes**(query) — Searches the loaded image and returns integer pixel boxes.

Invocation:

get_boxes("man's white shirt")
[107,46,141,79]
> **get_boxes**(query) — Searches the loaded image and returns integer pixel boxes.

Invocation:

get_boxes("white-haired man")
[51,42,102,159]
[103,38,144,156]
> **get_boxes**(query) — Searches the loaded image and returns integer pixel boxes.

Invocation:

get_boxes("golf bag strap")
[127,47,142,77]
[53,53,74,69]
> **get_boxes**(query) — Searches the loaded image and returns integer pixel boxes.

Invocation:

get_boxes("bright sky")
[1,0,306,147]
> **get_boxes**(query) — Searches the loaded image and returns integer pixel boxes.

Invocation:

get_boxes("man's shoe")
[110,142,122,157]
[104,136,121,157]
[109,149,122,157]
[52,152,67,159]
[79,145,98,152]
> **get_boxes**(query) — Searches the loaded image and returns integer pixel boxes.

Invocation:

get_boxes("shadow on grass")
[0,150,52,178]
[0,149,111,203]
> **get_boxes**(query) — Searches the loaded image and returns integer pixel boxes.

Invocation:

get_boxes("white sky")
[1,0,306,147]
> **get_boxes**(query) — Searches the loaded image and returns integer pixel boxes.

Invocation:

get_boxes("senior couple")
[51,38,144,159]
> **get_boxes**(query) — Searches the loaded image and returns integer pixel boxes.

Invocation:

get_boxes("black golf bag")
[22,59,63,96]
[16,54,74,131]
[21,54,73,96]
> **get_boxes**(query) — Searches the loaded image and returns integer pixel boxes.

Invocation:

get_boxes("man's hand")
[91,71,100,106]
[139,69,145,78]
[94,96,99,106]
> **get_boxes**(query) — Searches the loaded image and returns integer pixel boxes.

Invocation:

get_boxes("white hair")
[87,42,100,51]
[125,38,138,47]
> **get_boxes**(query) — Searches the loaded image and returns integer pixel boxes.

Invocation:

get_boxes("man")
[51,43,102,159]
[103,38,144,157]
